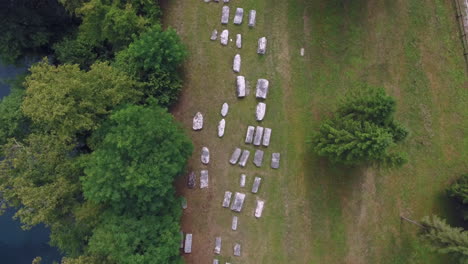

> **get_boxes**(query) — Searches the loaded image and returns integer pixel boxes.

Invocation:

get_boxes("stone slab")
[221,102,229,117]
[262,128,271,147]
[213,260,219,264]
[184,233,192,253]
[233,54,241,73]
[229,148,242,164]
[187,171,196,188]
[251,176,262,193]
[257,37,267,54]
[234,243,241,256]
[256,102,266,121]
[233,8,244,24]
[222,191,232,208]
[236,34,242,48]
[232,216,238,230]
[253,126,264,146]
[236,76,245,97]
[193,112,203,130]
[214,237,222,254]
[210,29,218,40]
[200,170,209,188]
[238,149,250,167]
[245,125,255,143]
[253,150,264,167]
[255,79,269,99]
[220,29,229,45]
[230,192,246,212]
[271,153,280,169]
[221,6,229,24]
[240,173,246,187]
[255,200,265,218]
[218,119,225,138]
[248,10,256,27]
[201,147,210,164]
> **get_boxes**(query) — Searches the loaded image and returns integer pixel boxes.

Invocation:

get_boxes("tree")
[114,25,187,106]
[22,60,141,139]
[312,88,408,166]
[448,174,468,221]
[81,102,193,213]
[419,215,468,263]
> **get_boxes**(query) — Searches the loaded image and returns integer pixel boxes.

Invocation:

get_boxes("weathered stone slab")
[262,128,271,147]
[257,37,267,54]
[236,34,242,48]
[255,79,269,99]
[271,153,280,169]
[221,6,229,24]
[200,170,209,188]
[236,76,245,97]
[248,10,256,27]
[230,192,246,212]
[187,171,196,188]
[234,243,241,256]
[222,191,232,208]
[213,260,219,264]
[210,29,218,40]
[240,173,246,187]
[232,216,238,230]
[214,237,222,254]
[245,125,255,143]
[180,231,184,248]
[221,102,229,117]
[233,54,241,73]
[220,29,229,45]
[256,102,266,121]
[201,147,210,164]
[253,150,264,167]
[184,233,192,253]
[229,148,242,164]
[255,200,265,218]
[193,112,203,130]
[218,119,225,138]
[253,126,264,146]
[251,176,262,193]
[181,197,187,209]
[223,0,229,2]
[233,8,244,24]
[238,150,250,167]
[300,47,305,56]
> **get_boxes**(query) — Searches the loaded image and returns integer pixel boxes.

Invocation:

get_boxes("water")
[0,60,62,264]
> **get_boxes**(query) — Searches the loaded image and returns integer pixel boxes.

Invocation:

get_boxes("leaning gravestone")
[233,8,244,24]
[245,125,255,143]
[221,6,230,24]
[236,34,242,48]
[240,173,246,187]
[187,171,196,188]
[236,76,246,97]
[253,150,264,167]
[200,170,209,188]
[238,150,250,167]
[257,37,267,54]
[220,29,229,45]
[233,54,241,73]
[253,126,264,146]
[229,148,242,164]
[193,112,203,130]
[218,119,225,138]
[222,191,233,208]
[234,243,241,256]
[230,192,246,212]
[232,216,238,230]
[255,79,269,99]
[214,237,222,254]
[210,29,218,40]
[255,200,265,218]
[248,10,256,27]
[256,102,266,121]
[221,102,229,116]
[262,128,272,147]
[184,234,192,253]
[201,147,210,164]
[251,176,262,193]
[271,153,280,169]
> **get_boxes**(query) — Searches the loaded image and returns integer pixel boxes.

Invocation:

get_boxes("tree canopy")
[312,88,408,167]
[448,174,468,221]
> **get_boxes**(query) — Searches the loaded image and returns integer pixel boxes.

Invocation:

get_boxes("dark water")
[0,60,62,264]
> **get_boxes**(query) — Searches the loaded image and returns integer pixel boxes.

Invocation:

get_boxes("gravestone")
[232,216,238,230]
[248,10,256,27]
[236,34,242,48]
[220,29,229,45]
[193,112,203,130]
[234,243,241,256]
[221,102,229,116]
[253,126,264,146]
[271,153,280,169]
[214,237,222,254]
[251,176,262,193]
[256,102,266,121]
[262,128,271,147]
[233,54,241,73]
[187,171,196,188]
[201,147,210,164]
[221,6,229,24]
[255,200,265,218]
[236,76,246,97]
[218,119,225,137]
[210,29,218,40]
[255,79,269,99]
[233,8,244,24]
[257,37,267,54]
[230,192,246,212]
[240,173,246,187]
[245,126,255,143]
[229,148,242,164]
[184,234,192,253]
[238,150,250,167]
[200,170,209,188]
[253,150,264,167]
[222,191,233,208]
[181,197,187,209]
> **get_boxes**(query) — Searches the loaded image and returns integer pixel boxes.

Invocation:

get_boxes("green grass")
[163,0,468,263]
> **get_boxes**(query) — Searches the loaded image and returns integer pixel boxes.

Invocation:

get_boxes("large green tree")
[312,88,408,166]
[448,174,468,221]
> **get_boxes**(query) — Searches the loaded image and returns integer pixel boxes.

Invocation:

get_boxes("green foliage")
[420,215,468,263]
[448,174,468,221]
[312,88,408,166]
[22,60,141,139]
[82,103,193,213]
[115,25,187,106]
[53,38,99,68]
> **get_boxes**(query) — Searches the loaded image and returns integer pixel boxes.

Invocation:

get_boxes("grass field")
[162,0,468,263]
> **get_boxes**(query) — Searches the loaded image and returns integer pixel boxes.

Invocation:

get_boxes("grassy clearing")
[163,0,468,263]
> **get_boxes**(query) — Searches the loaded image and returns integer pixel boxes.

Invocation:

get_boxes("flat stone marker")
[184,233,192,253]
[187,171,196,188]
[229,148,242,164]
[234,243,241,256]
[257,37,267,54]
[232,216,238,230]
[230,192,246,212]
[180,231,184,248]
[193,112,203,130]
[200,170,209,188]
[245,125,255,143]
[253,150,264,167]
[236,34,242,48]
[300,48,305,56]
[218,119,225,138]
[256,102,266,121]
[236,76,246,97]
[222,191,233,208]
[256,79,269,99]
[238,150,250,167]
[201,147,210,164]
[233,54,241,73]
[214,237,222,254]
[221,6,229,24]
[213,260,219,264]
[240,173,246,187]
[271,153,280,169]
[210,29,218,40]
[253,126,264,146]
[233,8,244,24]
[223,0,229,2]
[220,29,229,45]
[221,102,229,117]
[248,10,256,27]
[251,176,262,193]
[255,200,265,218]
[262,128,271,147]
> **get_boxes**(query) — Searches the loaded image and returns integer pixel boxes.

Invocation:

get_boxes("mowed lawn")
[162,0,468,263]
